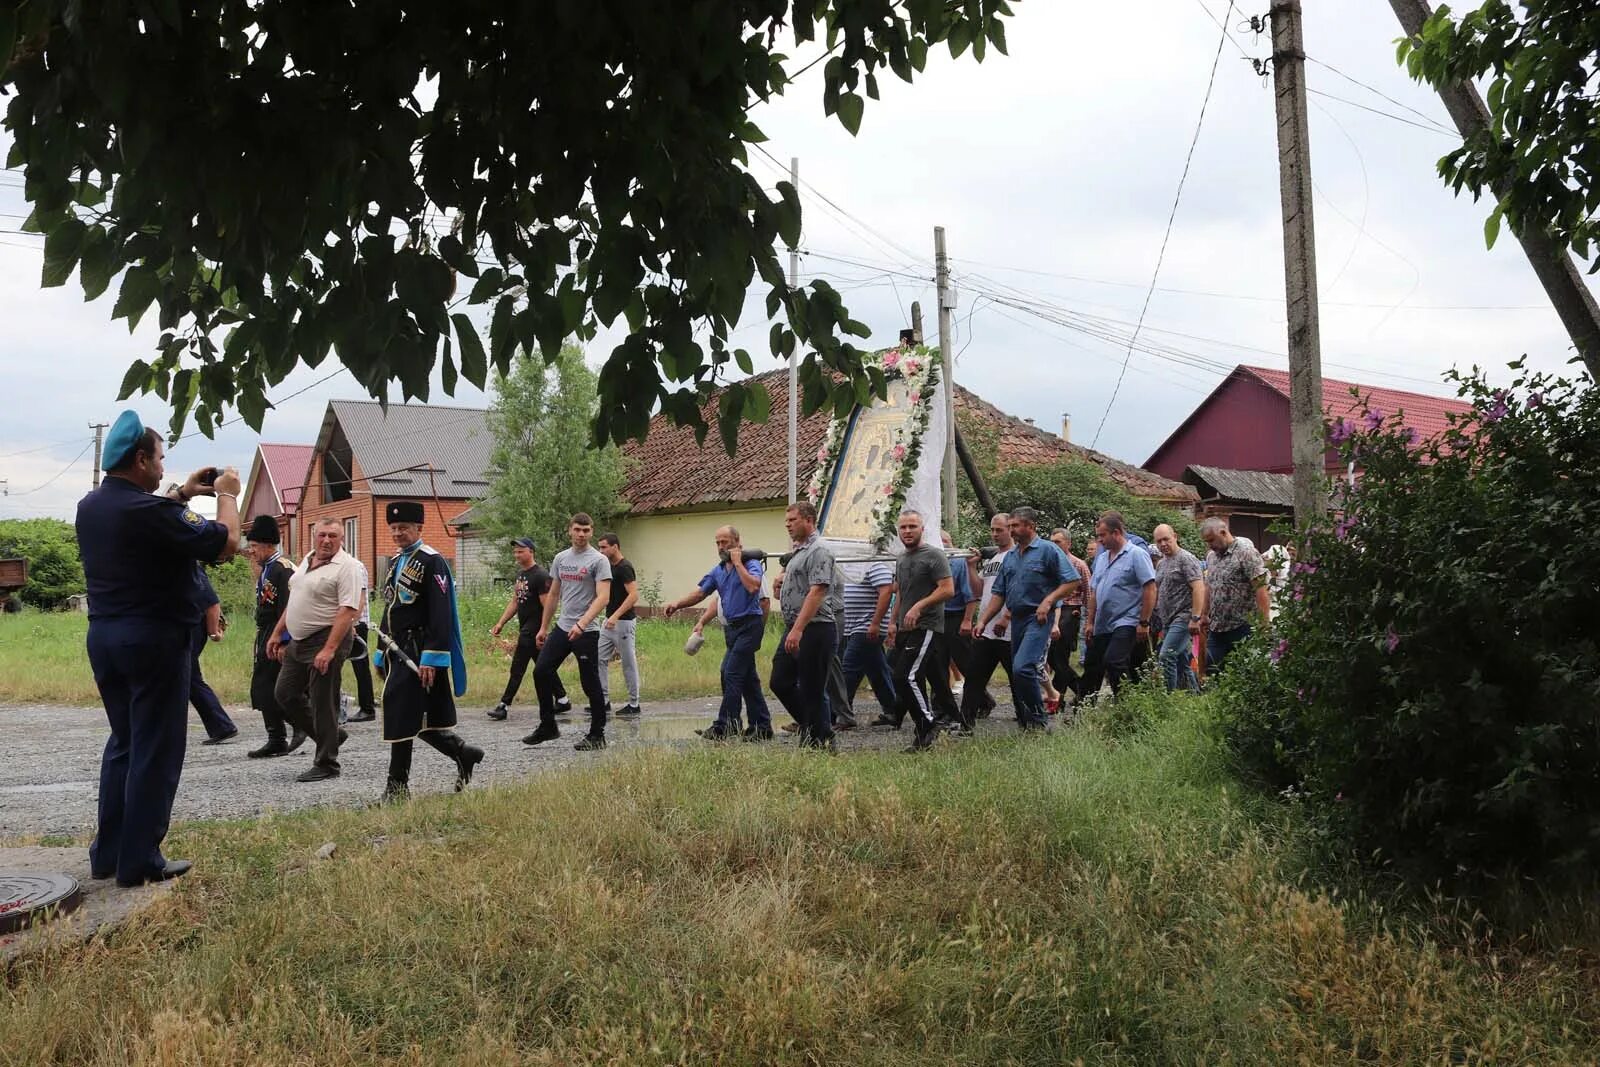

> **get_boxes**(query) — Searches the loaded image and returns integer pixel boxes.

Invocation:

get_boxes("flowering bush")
[1215,361,1600,883]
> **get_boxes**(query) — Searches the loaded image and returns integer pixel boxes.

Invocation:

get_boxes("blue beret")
[103,410,148,470]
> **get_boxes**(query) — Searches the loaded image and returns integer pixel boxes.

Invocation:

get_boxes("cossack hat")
[246,515,281,544]
[102,410,147,470]
[386,501,425,525]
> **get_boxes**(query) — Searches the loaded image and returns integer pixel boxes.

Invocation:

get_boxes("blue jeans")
[841,632,897,714]
[1157,615,1199,692]
[1008,609,1051,727]
[88,617,193,884]
[1206,623,1252,677]
[718,615,770,731]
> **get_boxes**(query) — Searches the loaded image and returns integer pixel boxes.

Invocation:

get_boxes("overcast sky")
[2,1,1592,520]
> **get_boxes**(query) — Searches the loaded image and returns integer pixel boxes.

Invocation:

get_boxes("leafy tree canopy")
[0,517,84,607]
[1397,2,1600,271]
[0,0,1014,449]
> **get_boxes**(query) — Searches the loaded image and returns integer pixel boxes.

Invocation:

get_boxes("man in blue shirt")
[188,564,239,744]
[974,506,1079,730]
[1081,510,1158,699]
[75,411,241,887]
[663,524,772,740]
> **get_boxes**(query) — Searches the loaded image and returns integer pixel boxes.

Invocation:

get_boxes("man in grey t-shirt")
[887,509,954,750]
[769,502,838,748]
[527,513,613,750]
[1152,523,1204,692]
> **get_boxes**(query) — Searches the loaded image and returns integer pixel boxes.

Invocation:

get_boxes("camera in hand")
[198,467,218,487]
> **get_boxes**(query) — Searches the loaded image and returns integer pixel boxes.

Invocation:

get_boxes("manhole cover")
[0,872,83,935]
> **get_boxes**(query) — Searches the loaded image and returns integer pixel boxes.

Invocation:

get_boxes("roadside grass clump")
[3,703,1595,1065]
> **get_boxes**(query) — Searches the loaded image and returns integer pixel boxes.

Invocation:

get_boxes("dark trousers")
[959,637,1012,728]
[252,631,288,740]
[1049,606,1083,698]
[503,633,568,706]
[771,620,836,743]
[1081,625,1145,699]
[534,628,606,735]
[388,729,470,785]
[717,615,770,731]
[346,620,376,714]
[188,621,237,739]
[1206,624,1253,677]
[891,628,943,734]
[842,632,897,714]
[275,628,352,770]
[823,628,855,728]
[87,618,191,884]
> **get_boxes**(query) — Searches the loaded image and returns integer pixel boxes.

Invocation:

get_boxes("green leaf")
[773,180,802,250]
[112,265,161,332]
[440,335,458,394]
[948,21,972,59]
[835,92,865,136]
[41,217,88,288]
[744,367,771,422]
[988,18,1009,55]
[1484,203,1503,249]
[488,295,516,382]
[78,227,116,300]
[438,234,480,279]
[736,347,755,374]
[116,359,150,401]
[908,37,928,71]
[452,312,488,387]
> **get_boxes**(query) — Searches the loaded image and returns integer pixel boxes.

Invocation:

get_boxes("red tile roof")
[620,369,1195,514]
[258,443,315,514]
[1240,366,1472,442]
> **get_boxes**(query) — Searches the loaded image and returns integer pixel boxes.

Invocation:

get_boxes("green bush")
[208,556,256,619]
[0,518,85,608]
[1216,361,1600,883]
[981,456,1200,550]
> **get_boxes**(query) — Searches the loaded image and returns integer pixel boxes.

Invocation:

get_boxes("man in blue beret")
[75,410,242,887]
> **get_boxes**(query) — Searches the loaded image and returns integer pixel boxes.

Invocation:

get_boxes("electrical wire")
[8,440,94,496]
[1305,87,1458,137]
[0,436,94,460]
[1305,55,1454,135]
[1091,0,1235,448]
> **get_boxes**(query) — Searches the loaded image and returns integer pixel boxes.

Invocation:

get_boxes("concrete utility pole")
[934,226,958,534]
[787,156,801,505]
[1388,0,1600,377]
[1269,0,1328,522]
[88,422,107,490]
[910,300,924,345]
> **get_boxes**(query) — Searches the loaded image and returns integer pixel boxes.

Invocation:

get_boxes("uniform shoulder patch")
[181,508,205,527]
[417,544,440,556]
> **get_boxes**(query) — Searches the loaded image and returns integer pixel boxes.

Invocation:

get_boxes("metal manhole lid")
[0,872,84,935]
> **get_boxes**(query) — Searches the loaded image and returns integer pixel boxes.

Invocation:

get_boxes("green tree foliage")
[0,517,84,607]
[0,0,1014,449]
[1216,363,1600,883]
[983,457,1200,551]
[1397,2,1600,271]
[481,345,626,567]
[206,555,255,619]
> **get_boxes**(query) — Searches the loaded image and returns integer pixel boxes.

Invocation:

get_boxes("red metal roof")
[1240,366,1472,442]
[257,443,315,514]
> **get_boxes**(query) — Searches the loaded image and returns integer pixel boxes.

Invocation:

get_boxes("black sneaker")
[347,710,376,723]
[905,727,939,753]
[868,716,901,730]
[488,703,509,721]
[574,734,607,752]
[296,764,339,783]
[616,704,641,717]
[522,723,561,745]
[455,744,485,791]
[555,697,574,714]
[697,725,734,741]
[201,728,239,746]
[286,728,309,753]
[247,738,290,759]
[743,725,775,742]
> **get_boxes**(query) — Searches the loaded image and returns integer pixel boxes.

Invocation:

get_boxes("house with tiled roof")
[241,443,316,558]
[1145,364,1474,547]
[615,368,1195,597]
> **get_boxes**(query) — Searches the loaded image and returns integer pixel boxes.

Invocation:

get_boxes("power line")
[8,440,93,496]
[1304,54,1454,135]
[1305,87,1457,137]
[1091,0,1235,449]
[0,436,93,460]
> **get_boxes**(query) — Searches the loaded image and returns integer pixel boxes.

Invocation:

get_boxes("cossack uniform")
[374,501,483,797]
[244,514,304,758]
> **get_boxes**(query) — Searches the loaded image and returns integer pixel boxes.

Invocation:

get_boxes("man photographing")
[662,525,771,740]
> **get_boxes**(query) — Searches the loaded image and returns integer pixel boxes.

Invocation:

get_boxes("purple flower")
[1292,588,1305,601]
[1383,625,1400,654]
[1401,427,1419,447]
[1292,560,1318,576]
[1362,408,1386,431]
[1328,417,1356,445]
[1334,517,1355,541]
[1483,389,1510,424]
[1270,639,1289,664]
[1529,391,1544,408]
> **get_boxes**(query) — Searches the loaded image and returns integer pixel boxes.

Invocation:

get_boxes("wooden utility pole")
[934,226,958,534]
[89,422,107,489]
[1269,0,1327,522]
[1388,0,1600,377]
[787,156,801,505]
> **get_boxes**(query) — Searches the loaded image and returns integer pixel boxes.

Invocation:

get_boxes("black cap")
[246,515,281,544]
[386,501,425,524]
[511,537,535,550]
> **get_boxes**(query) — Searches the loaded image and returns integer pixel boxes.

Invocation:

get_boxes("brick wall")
[294,448,473,580]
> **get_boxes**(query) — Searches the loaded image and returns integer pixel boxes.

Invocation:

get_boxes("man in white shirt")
[268,518,364,782]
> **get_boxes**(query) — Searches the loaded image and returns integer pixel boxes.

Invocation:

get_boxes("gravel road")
[0,697,1023,840]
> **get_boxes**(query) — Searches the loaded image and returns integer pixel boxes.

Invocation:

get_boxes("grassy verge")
[0,598,759,707]
[4,703,1595,1065]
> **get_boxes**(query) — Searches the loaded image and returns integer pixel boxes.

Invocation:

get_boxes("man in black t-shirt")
[489,538,571,721]
[596,533,642,715]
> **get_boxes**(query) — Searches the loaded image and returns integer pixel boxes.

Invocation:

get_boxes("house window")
[344,517,358,558]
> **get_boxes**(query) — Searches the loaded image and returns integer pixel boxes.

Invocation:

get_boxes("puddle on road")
[605,715,713,742]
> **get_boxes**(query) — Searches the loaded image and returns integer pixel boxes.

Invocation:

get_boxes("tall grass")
[4,704,1594,1065]
[0,599,761,707]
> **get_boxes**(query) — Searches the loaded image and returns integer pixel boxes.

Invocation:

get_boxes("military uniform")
[75,411,230,887]
[375,501,483,796]
[244,515,303,757]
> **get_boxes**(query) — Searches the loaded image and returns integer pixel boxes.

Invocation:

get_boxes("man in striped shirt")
[841,560,898,723]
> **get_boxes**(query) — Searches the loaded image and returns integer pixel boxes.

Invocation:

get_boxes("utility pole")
[934,226,958,534]
[910,301,924,345]
[1269,0,1327,522]
[1388,0,1600,377]
[89,422,107,490]
[787,156,801,505]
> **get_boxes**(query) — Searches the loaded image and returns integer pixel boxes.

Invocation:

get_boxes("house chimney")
[1023,417,1034,426]
[1061,412,1071,442]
